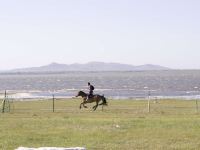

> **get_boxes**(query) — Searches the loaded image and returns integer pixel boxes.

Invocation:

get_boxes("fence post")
[148,90,150,113]
[196,99,198,113]
[2,90,6,113]
[53,94,55,112]
[194,87,199,113]
[2,99,5,113]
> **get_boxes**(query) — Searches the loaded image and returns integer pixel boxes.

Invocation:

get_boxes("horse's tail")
[102,96,108,106]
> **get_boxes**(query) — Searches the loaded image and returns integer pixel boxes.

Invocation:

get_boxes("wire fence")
[0,90,200,115]
[1,96,200,115]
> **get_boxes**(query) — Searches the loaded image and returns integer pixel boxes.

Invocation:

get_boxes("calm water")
[0,70,200,99]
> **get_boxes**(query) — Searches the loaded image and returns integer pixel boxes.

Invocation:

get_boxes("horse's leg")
[82,98,88,108]
[93,101,99,111]
[80,98,87,109]
[79,102,82,109]
[80,102,87,109]
[99,102,103,105]
[92,100,97,109]
[83,102,88,108]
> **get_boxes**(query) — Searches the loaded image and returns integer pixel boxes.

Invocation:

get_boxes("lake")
[0,70,200,99]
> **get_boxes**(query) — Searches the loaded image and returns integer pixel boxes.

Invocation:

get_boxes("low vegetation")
[0,99,200,150]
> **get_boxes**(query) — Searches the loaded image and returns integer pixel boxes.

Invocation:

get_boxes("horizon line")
[1,61,200,71]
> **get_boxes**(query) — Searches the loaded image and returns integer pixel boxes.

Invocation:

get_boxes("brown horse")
[76,91,107,111]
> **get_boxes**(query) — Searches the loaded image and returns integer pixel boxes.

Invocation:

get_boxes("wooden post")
[196,99,198,113]
[194,87,199,113]
[2,90,6,113]
[148,90,150,113]
[2,99,5,113]
[53,94,55,112]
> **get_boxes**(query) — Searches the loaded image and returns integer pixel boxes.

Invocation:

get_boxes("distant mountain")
[134,64,170,71]
[10,62,170,72]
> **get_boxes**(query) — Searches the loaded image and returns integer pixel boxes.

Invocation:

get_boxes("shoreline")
[1,93,200,101]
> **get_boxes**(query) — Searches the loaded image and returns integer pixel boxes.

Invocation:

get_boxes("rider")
[86,82,95,101]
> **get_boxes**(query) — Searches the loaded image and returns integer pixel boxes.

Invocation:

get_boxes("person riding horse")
[76,82,107,111]
[76,90,107,111]
[86,82,95,101]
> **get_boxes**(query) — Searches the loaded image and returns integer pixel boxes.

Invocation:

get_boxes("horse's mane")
[79,90,86,94]
[78,91,87,97]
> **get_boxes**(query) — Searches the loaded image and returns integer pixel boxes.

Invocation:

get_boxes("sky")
[0,0,200,70]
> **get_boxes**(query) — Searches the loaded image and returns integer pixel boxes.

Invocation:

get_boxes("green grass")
[1,99,200,150]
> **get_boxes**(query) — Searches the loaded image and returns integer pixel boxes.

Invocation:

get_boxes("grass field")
[1,99,200,150]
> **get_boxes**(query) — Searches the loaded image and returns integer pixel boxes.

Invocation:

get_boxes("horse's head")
[76,91,87,97]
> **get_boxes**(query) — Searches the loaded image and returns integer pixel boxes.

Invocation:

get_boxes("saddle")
[88,94,94,99]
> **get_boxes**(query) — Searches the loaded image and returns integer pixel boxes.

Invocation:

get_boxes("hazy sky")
[0,0,200,70]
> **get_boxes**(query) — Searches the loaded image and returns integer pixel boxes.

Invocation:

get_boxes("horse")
[75,91,107,111]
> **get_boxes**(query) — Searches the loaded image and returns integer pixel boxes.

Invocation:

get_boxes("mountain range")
[9,62,170,72]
